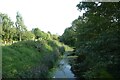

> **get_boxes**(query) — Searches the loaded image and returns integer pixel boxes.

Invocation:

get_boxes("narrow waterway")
[52,52,78,78]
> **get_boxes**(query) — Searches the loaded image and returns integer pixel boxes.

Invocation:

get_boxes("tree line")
[0,12,59,44]
[60,2,120,78]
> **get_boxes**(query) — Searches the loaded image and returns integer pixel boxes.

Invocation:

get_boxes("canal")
[51,51,78,78]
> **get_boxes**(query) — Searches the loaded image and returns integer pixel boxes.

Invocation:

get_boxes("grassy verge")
[2,39,72,78]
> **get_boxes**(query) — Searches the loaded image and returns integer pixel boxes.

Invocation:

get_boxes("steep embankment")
[2,39,72,78]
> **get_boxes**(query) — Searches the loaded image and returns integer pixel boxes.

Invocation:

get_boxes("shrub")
[59,46,65,55]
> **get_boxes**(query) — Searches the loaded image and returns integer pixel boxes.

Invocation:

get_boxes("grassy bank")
[2,39,72,78]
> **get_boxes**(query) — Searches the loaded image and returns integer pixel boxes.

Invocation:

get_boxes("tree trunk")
[4,40,6,45]
[19,33,21,41]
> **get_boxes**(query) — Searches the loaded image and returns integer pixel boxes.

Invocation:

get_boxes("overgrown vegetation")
[61,2,120,79]
[2,1,119,79]
[0,12,60,44]
[2,39,71,78]
[1,11,72,78]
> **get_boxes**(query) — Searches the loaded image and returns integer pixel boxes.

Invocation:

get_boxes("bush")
[2,39,69,78]
[59,46,65,55]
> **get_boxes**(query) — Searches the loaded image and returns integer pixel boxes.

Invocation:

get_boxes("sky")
[0,0,84,35]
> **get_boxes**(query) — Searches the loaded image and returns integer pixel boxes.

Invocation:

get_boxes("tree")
[71,2,120,78]
[15,12,27,41]
[0,13,15,44]
[32,28,42,39]
[61,2,120,78]
[60,26,76,47]
[9,26,17,42]
[22,31,35,40]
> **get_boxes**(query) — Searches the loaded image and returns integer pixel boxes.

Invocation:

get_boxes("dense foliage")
[1,1,120,79]
[1,11,72,78]
[61,2,120,78]
[0,12,59,44]
[60,26,76,47]
[2,27,71,78]
[2,39,71,78]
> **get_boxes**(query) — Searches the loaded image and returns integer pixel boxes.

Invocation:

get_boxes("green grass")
[2,39,72,78]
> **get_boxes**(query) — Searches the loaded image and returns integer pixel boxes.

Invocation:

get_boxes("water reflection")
[52,55,76,78]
